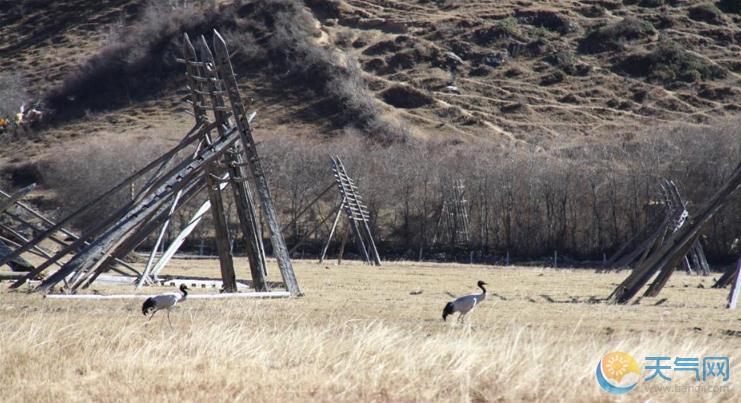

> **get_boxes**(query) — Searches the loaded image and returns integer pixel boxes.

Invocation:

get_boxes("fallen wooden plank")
[44,291,290,300]
[0,273,26,281]
[156,278,250,289]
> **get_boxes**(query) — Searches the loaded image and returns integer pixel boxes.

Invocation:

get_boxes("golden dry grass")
[1,259,740,402]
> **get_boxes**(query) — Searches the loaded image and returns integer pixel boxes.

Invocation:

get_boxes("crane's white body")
[142,285,188,328]
[443,281,487,322]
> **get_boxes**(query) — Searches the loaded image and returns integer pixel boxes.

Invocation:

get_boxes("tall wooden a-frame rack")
[1,31,300,295]
[606,180,709,275]
[432,178,471,249]
[319,156,381,266]
[608,162,741,304]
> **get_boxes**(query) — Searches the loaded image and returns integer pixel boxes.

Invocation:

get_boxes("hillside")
[0,0,739,263]
[1,0,739,157]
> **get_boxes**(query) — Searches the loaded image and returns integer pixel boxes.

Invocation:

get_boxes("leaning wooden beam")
[319,199,346,263]
[32,126,242,293]
[0,237,36,271]
[145,152,253,281]
[212,30,300,295]
[197,35,268,291]
[712,263,738,288]
[608,161,741,303]
[727,256,741,309]
[0,225,62,266]
[0,123,213,270]
[289,201,343,255]
[2,206,138,277]
[8,141,215,289]
[281,183,335,234]
[187,34,239,293]
[149,193,216,280]
[137,189,183,288]
[44,291,291,300]
[73,173,210,290]
[0,183,36,215]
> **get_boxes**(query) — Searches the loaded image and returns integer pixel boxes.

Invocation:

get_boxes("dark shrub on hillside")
[380,85,434,109]
[578,17,655,53]
[544,51,590,75]
[43,2,228,122]
[515,8,578,34]
[689,3,725,24]
[639,0,665,7]
[614,41,726,84]
[717,0,740,14]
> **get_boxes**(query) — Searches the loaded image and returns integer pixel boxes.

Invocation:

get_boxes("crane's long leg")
[166,309,173,329]
[148,310,158,322]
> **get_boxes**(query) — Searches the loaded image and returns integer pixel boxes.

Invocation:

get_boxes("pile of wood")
[606,180,709,275]
[0,31,300,296]
[608,162,741,304]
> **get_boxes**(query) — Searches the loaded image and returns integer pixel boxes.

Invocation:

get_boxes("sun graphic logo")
[596,352,641,394]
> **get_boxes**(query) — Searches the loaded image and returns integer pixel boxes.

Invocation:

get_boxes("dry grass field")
[1,259,739,402]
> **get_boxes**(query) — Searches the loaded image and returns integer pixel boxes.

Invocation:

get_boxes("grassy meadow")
[1,259,739,402]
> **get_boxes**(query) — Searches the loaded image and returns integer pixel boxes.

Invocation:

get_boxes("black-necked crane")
[442,281,487,322]
[142,284,188,328]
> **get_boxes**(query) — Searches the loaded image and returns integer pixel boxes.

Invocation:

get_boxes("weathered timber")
[728,256,741,309]
[198,35,267,290]
[32,125,241,293]
[0,122,212,271]
[0,238,35,271]
[319,198,346,263]
[45,291,290,300]
[185,34,238,293]
[608,161,741,303]
[330,156,381,265]
[74,177,208,290]
[0,184,36,215]
[212,30,300,295]
[713,263,739,288]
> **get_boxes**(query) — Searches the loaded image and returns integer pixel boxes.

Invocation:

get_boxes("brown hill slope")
[0,0,739,157]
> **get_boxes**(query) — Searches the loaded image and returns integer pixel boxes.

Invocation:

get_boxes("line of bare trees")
[38,119,740,265]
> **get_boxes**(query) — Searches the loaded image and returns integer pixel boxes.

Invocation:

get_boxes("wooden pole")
[338,222,349,265]
[0,122,212,271]
[212,30,300,295]
[609,161,741,303]
[727,256,741,309]
[319,200,345,263]
[136,189,183,288]
[185,34,238,293]
[197,36,268,291]
[0,183,36,215]
[29,125,241,292]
